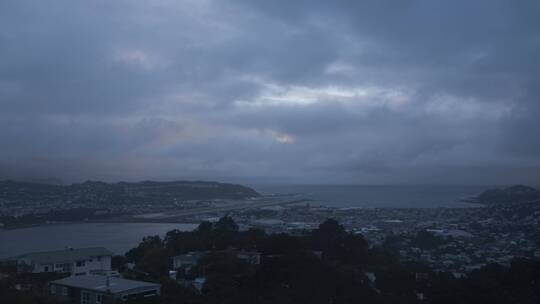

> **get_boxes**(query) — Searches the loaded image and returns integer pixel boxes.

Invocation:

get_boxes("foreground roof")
[51,275,160,294]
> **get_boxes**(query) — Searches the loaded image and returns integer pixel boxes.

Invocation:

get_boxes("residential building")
[173,252,205,270]
[10,247,113,275]
[229,250,261,265]
[173,249,260,269]
[50,275,161,304]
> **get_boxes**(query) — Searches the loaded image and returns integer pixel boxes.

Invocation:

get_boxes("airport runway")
[128,198,309,221]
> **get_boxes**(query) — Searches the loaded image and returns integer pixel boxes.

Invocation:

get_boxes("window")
[61,287,68,296]
[44,266,49,272]
[76,260,86,267]
[50,285,56,294]
[96,294,103,304]
[55,263,72,272]
[81,291,90,304]
[63,264,71,272]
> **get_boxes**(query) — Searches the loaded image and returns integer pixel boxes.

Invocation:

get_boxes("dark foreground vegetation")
[2,217,540,304]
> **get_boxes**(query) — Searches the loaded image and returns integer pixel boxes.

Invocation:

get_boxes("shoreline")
[0,219,201,231]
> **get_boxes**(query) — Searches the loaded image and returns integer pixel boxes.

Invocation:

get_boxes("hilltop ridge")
[470,185,539,205]
[0,179,260,205]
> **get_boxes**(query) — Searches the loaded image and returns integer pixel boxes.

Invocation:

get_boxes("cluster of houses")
[3,247,160,304]
[170,249,261,292]
[3,246,263,303]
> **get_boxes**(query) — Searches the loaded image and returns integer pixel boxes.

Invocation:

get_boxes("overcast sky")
[1,1,539,185]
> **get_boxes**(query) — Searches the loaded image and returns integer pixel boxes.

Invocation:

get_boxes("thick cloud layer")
[1,0,539,184]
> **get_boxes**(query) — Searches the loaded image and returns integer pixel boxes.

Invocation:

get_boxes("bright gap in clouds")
[234,81,411,109]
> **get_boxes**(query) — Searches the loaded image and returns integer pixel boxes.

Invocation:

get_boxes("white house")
[11,247,113,275]
[173,252,205,270]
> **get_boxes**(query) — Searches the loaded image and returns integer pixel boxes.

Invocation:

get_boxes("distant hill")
[471,185,540,205]
[0,180,260,207]
[4,177,65,185]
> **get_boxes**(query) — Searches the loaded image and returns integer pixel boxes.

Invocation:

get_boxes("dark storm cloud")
[0,0,539,184]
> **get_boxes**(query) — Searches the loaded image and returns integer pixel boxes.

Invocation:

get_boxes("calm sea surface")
[0,223,197,258]
[251,184,489,208]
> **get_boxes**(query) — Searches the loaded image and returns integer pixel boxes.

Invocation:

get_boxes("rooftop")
[10,247,113,264]
[51,275,160,294]
[173,252,205,264]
